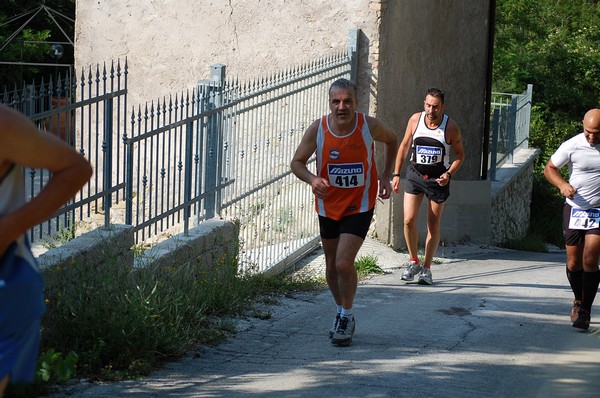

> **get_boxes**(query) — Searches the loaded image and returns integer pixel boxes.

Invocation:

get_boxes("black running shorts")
[318,207,374,240]
[404,164,450,203]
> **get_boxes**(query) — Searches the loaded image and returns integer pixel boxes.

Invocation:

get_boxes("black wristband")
[445,171,452,179]
[392,173,401,178]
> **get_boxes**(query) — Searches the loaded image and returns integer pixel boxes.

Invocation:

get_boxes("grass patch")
[8,257,322,397]
[355,254,385,277]
[500,233,549,253]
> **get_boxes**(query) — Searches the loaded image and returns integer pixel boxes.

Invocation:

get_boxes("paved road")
[48,239,600,397]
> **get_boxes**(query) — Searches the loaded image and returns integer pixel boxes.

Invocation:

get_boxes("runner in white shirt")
[544,108,600,330]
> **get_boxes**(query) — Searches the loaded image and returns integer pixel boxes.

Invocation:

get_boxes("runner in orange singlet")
[291,78,398,346]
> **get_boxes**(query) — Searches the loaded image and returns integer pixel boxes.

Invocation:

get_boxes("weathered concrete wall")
[75,0,383,114]
[134,218,239,275]
[372,0,494,246]
[374,180,492,248]
[377,0,493,180]
[38,218,239,277]
[75,0,535,254]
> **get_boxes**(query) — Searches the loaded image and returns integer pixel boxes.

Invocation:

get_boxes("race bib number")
[569,208,600,230]
[327,163,365,188]
[416,145,442,165]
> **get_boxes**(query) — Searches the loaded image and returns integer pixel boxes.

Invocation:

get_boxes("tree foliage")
[493,0,600,245]
[0,0,75,85]
[495,0,600,118]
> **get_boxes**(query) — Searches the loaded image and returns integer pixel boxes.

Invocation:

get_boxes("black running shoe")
[573,308,590,330]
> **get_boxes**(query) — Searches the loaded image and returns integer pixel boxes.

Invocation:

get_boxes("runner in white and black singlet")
[544,108,600,330]
[392,88,464,285]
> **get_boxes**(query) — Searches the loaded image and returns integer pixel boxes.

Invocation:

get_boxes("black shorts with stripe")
[404,164,450,203]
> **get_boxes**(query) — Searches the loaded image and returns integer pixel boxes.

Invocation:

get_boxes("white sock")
[341,307,353,319]
[336,304,342,314]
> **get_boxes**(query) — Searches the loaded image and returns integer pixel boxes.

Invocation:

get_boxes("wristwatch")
[391,173,401,178]
[445,171,452,179]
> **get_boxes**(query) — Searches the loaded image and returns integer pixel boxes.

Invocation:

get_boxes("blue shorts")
[0,319,41,383]
[0,241,45,383]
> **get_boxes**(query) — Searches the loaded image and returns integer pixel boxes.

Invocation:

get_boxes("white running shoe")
[401,261,422,281]
[417,267,433,285]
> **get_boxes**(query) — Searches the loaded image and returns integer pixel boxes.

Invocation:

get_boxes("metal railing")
[1,60,128,244]
[2,47,354,272]
[489,84,533,180]
[126,52,352,272]
[2,51,534,273]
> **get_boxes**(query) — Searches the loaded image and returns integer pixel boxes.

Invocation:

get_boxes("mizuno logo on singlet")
[328,164,364,175]
[417,146,442,155]
[573,209,600,217]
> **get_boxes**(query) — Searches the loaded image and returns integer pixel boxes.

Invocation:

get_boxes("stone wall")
[134,218,239,275]
[38,218,239,277]
[37,224,134,270]
[490,149,540,245]
[374,148,539,249]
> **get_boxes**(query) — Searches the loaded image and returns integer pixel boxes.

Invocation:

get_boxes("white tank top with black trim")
[409,111,451,178]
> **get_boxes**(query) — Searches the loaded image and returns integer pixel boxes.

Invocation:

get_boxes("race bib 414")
[327,163,365,188]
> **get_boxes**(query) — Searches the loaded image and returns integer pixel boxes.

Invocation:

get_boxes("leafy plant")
[36,349,78,383]
[355,255,385,277]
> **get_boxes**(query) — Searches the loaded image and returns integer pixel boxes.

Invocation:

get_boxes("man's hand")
[310,177,330,199]
[435,172,451,187]
[560,183,577,199]
[379,179,393,199]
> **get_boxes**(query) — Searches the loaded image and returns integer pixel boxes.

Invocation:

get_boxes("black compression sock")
[566,267,584,301]
[582,270,600,312]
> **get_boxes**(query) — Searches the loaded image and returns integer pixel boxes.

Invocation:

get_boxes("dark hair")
[330,78,358,96]
[426,87,445,104]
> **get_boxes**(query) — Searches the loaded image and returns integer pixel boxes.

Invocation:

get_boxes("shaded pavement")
[48,239,600,397]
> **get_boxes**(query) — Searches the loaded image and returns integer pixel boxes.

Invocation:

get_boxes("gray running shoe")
[329,313,340,338]
[417,267,433,285]
[332,316,355,346]
[401,261,422,281]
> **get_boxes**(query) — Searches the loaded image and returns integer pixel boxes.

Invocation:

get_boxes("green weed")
[355,254,385,277]
[36,254,321,390]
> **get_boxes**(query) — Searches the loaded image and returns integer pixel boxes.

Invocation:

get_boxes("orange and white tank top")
[315,112,378,220]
